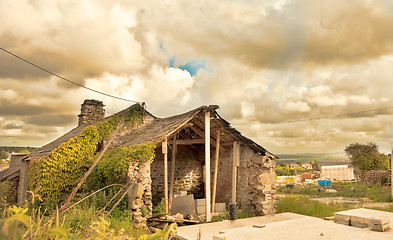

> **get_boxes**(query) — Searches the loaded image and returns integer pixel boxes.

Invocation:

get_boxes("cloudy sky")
[1,0,393,154]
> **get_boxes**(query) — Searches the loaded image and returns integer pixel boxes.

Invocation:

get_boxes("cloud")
[24,114,75,126]
[0,0,393,154]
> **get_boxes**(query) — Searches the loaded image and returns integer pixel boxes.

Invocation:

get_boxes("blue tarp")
[318,180,331,187]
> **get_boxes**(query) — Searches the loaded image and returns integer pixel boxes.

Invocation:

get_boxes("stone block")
[334,213,350,225]
[369,216,390,232]
[170,194,196,216]
[174,191,187,198]
[128,183,144,198]
[212,234,225,240]
[196,205,206,214]
[369,216,390,225]
[214,203,226,213]
[130,198,143,210]
[350,215,368,228]
[195,198,206,206]
[257,172,276,185]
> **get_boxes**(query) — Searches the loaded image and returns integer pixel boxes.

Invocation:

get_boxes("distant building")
[302,163,312,169]
[289,163,299,169]
[320,165,355,181]
[312,161,351,171]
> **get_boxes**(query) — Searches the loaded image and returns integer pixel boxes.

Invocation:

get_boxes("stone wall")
[150,143,277,216]
[127,162,152,225]
[151,145,204,203]
[214,144,277,215]
[247,152,277,215]
[357,170,391,184]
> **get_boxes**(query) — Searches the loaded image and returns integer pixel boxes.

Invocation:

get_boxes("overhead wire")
[232,106,393,125]
[0,47,143,104]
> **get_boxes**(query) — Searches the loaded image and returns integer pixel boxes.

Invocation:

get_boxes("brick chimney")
[78,99,105,126]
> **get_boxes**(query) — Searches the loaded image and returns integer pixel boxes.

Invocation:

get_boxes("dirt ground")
[309,196,393,208]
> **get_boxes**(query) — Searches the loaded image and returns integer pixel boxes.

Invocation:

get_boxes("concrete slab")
[176,213,307,239]
[335,208,393,230]
[176,212,393,240]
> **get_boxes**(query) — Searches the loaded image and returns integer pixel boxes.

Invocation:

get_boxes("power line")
[232,106,393,125]
[0,47,143,104]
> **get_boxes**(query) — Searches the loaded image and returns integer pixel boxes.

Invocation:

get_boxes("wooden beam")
[170,138,205,145]
[212,130,221,213]
[169,134,177,211]
[205,111,211,222]
[232,141,239,203]
[162,138,169,213]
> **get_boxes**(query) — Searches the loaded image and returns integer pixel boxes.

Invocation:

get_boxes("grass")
[278,182,393,202]
[277,196,352,218]
[211,207,257,222]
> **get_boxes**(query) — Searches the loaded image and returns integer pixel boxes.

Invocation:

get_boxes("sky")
[1,0,393,154]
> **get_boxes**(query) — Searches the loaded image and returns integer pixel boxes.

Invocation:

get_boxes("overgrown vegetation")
[89,143,155,190]
[0,205,176,240]
[0,105,178,239]
[277,196,352,218]
[278,182,393,202]
[29,105,147,204]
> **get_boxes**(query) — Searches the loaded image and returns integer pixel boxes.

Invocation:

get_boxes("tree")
[0,150,8,160]
[344,142,389,171]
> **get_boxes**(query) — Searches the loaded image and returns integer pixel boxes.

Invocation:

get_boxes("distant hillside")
[0,146,38,154]
[276,152,349,164]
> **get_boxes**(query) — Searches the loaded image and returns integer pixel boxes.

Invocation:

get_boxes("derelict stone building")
[1,99,277,221]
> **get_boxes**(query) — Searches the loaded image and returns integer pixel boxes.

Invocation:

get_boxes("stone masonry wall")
[247,152,277,215]
[150,143,277,216]
[214,144,277,215]
[357,170,391,184]
[127,162,152,225]
[151,146,204,203]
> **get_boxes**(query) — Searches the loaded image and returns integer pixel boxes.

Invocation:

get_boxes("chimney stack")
[78,99,105,126]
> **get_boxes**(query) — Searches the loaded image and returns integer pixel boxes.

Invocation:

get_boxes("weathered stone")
[130,198,143,209]
[350,215,368,228]
[129,183,144,198]
[174,213,184,222]
[257,172,276,186]
[369,216,390,232]
[334,213,350,225]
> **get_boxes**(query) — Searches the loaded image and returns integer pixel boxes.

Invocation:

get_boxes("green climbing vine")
[88,143,156,189]
[29,104,148,204]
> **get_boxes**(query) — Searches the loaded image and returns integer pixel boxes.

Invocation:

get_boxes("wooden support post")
[169,135,177,211]
[205,111,211,222]
[163,138,169,213]
[212,130,221,213]
[232,141,239,203]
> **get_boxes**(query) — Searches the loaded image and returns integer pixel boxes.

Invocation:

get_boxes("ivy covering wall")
[29,105,153,204]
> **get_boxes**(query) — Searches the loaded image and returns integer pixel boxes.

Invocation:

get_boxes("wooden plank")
[169,134,178,211]
[171,138,205,145]
[212,130,221,213]
[163,138,169,213]
[232,141,238,203]
[205,111,211,222]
